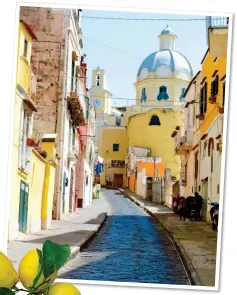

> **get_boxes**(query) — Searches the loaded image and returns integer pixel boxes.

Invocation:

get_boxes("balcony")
[206,16,228,57]
[67,91,86,126]
[173,128,192,155]
[68,144,78,162]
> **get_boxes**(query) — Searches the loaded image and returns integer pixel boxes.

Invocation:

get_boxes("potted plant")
[209,96,216,104]
[218,106,224,114]
[55,152,61,160]
[27,137,38,147]
[199,114,205,120]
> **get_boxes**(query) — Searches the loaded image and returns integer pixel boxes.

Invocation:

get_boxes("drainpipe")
[55,28,70,220]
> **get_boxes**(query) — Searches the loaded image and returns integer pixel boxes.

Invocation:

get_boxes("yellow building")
[89,68,128,187]
[128,109,183,180]
[198,17,228,222]
[90,26,194,205]
[126,25,193,207]
[8,21,57,240]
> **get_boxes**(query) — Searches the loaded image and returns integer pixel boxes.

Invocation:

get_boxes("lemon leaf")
[32,249,43,290]
[42,240,71,278]
[0,288,15,295]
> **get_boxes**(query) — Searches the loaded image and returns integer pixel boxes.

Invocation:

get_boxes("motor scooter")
[210,202,219,230]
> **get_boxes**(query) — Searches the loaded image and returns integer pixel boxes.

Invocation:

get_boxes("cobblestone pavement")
[7,194,108,271]
[121,188,218,287]
[59,188,190,285]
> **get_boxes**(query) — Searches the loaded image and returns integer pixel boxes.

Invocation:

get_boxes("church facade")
[90,25,194,207]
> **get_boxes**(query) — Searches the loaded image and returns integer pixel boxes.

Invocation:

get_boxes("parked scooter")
[173,195,181,215]
[210,202,219,230]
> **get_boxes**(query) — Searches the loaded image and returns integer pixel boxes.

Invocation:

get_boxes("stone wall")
[19,7,69,134]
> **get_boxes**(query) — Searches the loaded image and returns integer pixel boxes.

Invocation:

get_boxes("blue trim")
[179,88,186,101]
[157,86,169,101]
[140,88,147,103]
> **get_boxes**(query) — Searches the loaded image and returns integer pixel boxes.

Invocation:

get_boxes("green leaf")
[32,249,43,289]
[0,288,15,295]
[42,240,71,278]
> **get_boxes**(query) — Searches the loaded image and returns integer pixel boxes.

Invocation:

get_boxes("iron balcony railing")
[206,16,229,43]
[206,16,229,29]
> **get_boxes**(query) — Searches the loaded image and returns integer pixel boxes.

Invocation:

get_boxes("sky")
[81,10,209,107]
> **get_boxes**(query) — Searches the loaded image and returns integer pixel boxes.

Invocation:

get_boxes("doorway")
[113,174,123,188]
[69,168,74,213]
[18,181,29,233]
[62,172,66,214]
[202,178,208,220]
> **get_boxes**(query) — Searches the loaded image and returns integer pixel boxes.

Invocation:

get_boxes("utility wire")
[65,91,222,105]
[83,35,143,60]
[81,16,225,22]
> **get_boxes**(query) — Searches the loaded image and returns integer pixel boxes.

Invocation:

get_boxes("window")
[115,116,121,126]
[113,144,119,151]
[68,121,72,150]
[72,127,75,146]
[222,80,226,107]
[96,72,100,86]
[179,88,186,101]
[157,86,169,101]
[19,107,32,173]
[200,82,207,115]
[210,145,214,173]
[203,140,208,158]
[140,88,147,103]
[211,74,219,97]
[71,59,75,91]
[84,96,89,120]
[23,38,28,58]
[195,152,198,179]
[149,115,161,126]
[193,105,196,126]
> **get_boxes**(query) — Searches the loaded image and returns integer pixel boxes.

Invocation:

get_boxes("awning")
[23,98,38,112]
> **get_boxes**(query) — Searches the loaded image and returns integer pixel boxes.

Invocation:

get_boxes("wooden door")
[113,174,123,188]
[18,181,29,233]
[147,177,153,201]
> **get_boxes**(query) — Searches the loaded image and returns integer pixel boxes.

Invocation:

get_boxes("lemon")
[18,250,57,291]
[0,251,19,289]
[47,283,81,295]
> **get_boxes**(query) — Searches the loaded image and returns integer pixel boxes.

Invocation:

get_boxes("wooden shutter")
[216,75,219,95]
[200,88,203,115]
[204,83,207,113]
[223,81,226,107]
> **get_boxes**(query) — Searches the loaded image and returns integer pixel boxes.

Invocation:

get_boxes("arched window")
[140,88,147,103]
[149,115,161,126]
[157,86,169,101]
[96,71,100,86]
[179,88,186,101]
[115,116,121,126]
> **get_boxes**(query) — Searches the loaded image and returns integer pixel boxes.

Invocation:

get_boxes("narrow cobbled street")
[59,189,190,285]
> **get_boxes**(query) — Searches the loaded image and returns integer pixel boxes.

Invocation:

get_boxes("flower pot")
[209,96,216,104]
[199,114,205,120]
[27,138,37,147]
[218,107,224,114]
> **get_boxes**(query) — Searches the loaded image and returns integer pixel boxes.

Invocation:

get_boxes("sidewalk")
[7,193,108,271]
[120,188,218,287]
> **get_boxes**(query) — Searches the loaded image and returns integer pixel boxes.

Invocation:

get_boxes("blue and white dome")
[137,25,193,80]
